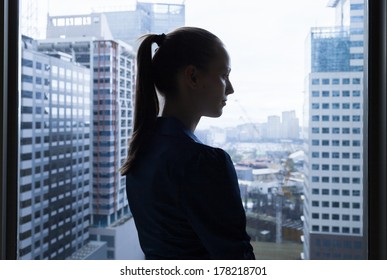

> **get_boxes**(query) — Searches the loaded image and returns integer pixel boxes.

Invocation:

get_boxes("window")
[312,139,319,146]
[332,90,340,97]
[342,103,350,109]
[322,189,329,194]
[312,78,320,85]
[342,190,350,196]
[312,115,320,121]
[332,128,340,134]
[351,4,364,10]
[342,90,350,97]
[332,78,340,85]
[342,78,350,84]
[342,165,350,171]
[312,164,319,170]
[312,176,320,182]
[332,165,340,171]
[353,90,361,97]
[312,127,320,134]
[322,78,330,85]
[1,1,386,262]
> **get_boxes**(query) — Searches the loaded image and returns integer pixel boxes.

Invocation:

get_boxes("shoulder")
[177,141,231,165]
[171,142,235,180]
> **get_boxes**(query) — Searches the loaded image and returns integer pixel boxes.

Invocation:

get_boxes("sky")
[32,0,336,129]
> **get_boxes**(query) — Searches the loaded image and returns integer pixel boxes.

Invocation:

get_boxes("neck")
[161,101,200,133]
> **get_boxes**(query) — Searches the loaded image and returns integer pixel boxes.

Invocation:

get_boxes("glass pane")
[19,0,367,260]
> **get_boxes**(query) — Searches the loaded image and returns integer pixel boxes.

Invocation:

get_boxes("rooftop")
[66,241,106,260]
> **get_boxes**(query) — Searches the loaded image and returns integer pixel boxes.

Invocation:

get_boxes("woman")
[121,27,255,260]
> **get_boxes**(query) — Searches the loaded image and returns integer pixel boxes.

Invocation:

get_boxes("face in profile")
[195,46,234,118]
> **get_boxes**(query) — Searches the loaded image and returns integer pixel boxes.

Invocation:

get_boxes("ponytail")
[121,27,222,175]
[120,35,160,174]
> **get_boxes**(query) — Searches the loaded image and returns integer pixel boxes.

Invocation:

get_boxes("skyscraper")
[282,111,300,139]
[37,37,140,259]
[303,0,365,259]
[19,35,101,259]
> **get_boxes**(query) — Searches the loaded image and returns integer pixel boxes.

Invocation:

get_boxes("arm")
[178,147,255,260]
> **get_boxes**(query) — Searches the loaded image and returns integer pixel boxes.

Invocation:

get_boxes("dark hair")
[120,27,223,174]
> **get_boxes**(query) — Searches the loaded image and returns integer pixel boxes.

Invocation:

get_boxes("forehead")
[210,46,231,71]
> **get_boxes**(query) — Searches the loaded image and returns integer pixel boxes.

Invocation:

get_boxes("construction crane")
[234,99,260,136]
[275,155,294,243]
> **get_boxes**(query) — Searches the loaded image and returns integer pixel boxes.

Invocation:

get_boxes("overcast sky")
[39,0,335,128]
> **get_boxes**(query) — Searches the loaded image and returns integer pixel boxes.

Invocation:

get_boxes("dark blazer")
[126,117,255,260]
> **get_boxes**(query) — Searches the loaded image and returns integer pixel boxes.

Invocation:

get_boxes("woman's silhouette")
[121,27,254,260]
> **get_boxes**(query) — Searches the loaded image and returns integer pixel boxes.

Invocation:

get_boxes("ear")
[183,65,199,89]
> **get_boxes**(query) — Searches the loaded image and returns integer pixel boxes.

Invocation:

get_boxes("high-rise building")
[37,37,142,259]
[266,115,282,139]
[303,0,366,259]
[262,112,300,140]
[45,1,185,50]
[282,111,300,139]
[19,35,102,259]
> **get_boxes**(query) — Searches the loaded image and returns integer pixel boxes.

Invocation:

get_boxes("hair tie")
[154,33,166,47]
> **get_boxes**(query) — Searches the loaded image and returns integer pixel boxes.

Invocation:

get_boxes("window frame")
[1,0,19,259]
[1,0,386,260]
[367,0,387,260]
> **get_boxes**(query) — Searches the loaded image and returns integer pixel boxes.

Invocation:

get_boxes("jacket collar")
[156,117,202,144]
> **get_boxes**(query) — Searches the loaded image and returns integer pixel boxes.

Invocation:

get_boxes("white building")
[303,0,366,259]
[19,36,96,259]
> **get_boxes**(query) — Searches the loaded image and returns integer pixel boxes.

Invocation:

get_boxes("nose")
[226,78,234,95]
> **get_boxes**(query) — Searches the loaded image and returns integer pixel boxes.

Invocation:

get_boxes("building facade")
[46,1,185,50]
[37,37,141,259]
[19,36,95,259]
[303,0,366,259]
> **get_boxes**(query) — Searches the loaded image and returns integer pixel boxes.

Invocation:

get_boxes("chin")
[205,111,223,118]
